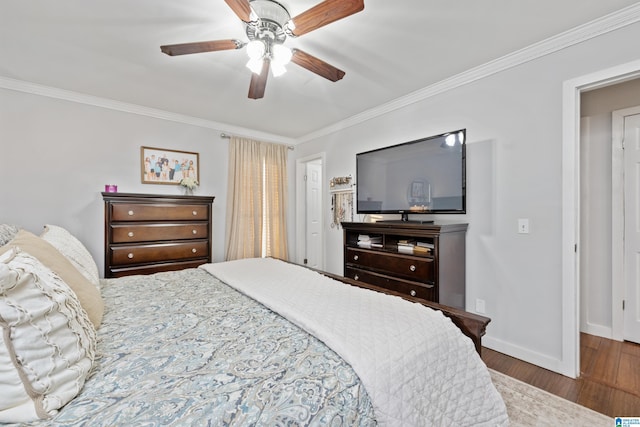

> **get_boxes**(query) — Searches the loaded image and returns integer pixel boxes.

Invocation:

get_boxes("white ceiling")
[1,0,638,140]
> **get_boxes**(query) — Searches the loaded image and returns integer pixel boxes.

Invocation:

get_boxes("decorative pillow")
[40,224,100,289]
[0,224,20,246]
[0,230,104,328]
[0,248,96,422]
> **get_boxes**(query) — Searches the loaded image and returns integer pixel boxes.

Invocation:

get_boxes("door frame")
[612,106,640,341]
[295,152,326,269]
[562,59,640,378]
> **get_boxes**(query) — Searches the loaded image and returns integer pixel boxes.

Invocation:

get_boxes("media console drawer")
[345,247,434,283]
[345,267,436,301]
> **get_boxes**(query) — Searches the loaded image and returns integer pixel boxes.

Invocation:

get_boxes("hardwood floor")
[483,333,640,417]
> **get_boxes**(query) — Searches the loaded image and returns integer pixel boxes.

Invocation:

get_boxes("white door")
[304,162,323,268]
[623,112,640,344]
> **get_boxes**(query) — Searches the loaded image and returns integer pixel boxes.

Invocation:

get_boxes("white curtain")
[225,136,289,261]
[262,141,288,259]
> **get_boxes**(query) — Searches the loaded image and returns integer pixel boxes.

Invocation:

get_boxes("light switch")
[518,218,530,234]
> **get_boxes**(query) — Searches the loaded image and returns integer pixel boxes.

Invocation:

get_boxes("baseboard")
[483,336,573,378]
[580,323,613,340]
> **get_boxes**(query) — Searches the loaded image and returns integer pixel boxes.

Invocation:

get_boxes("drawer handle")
[192,210,198,216]
[128,210,134,216]
[353,255,359,261]
[192,248,197,254]
[409,265,416,272]
[410,290,417,297]
[192,229,197,235]
[127,231,134,237]
[354,274,359,281]
[127,253,134,259]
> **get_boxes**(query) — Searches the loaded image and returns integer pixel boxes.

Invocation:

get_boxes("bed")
[0,225,508,426]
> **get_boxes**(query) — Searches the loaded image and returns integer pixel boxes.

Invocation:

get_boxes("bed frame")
[319,270,490,355]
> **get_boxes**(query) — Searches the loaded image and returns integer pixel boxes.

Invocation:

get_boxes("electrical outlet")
[475,298,486,314]
[518,218,530,234]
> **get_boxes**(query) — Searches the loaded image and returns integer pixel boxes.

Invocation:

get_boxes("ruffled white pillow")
[40,224,100,288]
[0,248,96,422]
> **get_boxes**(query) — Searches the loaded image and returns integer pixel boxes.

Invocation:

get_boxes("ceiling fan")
[160,0,364,99]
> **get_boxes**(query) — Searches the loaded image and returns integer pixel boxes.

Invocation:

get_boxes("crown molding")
[297,2,640,143]
[0,76,295,145]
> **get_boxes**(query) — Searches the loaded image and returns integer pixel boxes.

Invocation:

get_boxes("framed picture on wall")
[140,146,200,185]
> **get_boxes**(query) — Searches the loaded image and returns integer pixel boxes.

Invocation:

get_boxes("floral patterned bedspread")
[21,268,376,426]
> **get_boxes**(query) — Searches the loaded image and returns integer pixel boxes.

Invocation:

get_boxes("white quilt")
[202,258,508,427]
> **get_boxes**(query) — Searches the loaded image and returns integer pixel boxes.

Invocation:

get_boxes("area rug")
[490,369,611,426]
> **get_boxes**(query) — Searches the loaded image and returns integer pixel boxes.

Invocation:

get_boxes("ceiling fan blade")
[160,39,243,56]
[248,58,270,99]
[291,49,345,82]
[224,0,252,22]
[289,0,364,37]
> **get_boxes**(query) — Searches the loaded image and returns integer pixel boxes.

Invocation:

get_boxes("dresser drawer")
[345,248,435,282]
[345,267,436,302]
[111,203,209,221]
[110,223,209,243]
[110,241,209,265]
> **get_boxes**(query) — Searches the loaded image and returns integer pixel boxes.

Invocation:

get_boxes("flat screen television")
[356,129,466,221]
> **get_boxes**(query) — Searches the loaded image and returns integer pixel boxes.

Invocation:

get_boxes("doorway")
[295,153,325,270]
[612,106,640,344]
[580,88,640,345]
[563,59,640,378]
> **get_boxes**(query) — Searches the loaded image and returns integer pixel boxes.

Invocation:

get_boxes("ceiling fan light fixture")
[246,57,264,74]
[246,40,266,59]
[271,62,287,77]
[272,44,292,65]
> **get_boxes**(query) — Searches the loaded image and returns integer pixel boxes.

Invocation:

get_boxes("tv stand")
[341,221,467,309]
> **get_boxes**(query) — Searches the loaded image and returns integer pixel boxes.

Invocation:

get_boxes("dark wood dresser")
[103,192,214,278]
[342,221,467,309]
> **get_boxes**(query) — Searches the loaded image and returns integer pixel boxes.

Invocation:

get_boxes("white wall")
[0,88,229,276]
[292,22,640,373]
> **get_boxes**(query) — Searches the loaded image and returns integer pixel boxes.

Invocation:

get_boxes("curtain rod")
[220,133,294,150]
